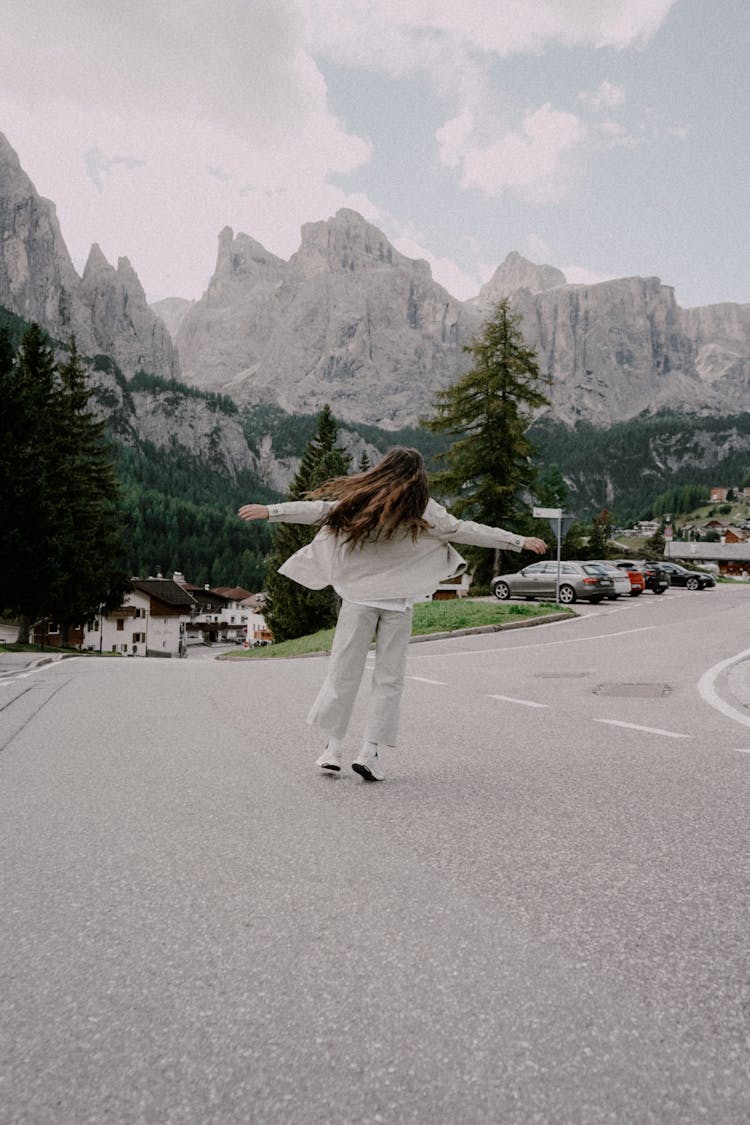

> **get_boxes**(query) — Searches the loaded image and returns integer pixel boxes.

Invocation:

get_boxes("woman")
[238,448,545,781]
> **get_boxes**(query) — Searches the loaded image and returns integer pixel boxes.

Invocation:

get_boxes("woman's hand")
[238,503,270,522]
[523,536,547,554]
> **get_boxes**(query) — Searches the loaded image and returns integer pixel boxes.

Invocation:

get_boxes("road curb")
[221,610,576,660]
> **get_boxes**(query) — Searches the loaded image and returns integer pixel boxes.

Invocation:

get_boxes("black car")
[657,562,715,590]
[612,559,671,594]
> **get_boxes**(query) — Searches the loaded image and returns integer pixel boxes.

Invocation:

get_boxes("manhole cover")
[593,683,672,698]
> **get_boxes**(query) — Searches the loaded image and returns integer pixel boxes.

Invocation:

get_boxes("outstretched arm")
[238,499,335,525]
[426,499,547,554]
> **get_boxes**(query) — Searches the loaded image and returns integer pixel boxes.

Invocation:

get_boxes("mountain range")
[3,130,750,438]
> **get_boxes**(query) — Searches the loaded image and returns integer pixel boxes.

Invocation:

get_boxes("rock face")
[82,244,179,378]
[0,132,96,350]
[175,221,750,429]
[0,131,178,378]
[510,278,750,427]
[4,126,749,432]
[176,210,481,428]
[150,297,193,340]
[475,251,567,308]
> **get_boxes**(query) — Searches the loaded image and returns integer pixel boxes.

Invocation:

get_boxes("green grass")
[222,598,569,659]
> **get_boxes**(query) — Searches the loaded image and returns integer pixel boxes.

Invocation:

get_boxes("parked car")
[612,559,670,594]
[491,561,615,605]
[657,562,716,590]
[587,561,639,598]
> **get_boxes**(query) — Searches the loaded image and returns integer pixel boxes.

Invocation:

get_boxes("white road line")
[593,718,689,739]
[697,645,750,731]
[733,748,750,755]
[408,675,448,685]
[487,694,549,709]
[413,624,656,659]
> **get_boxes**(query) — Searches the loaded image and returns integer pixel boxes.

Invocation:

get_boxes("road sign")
[533,506,562,519]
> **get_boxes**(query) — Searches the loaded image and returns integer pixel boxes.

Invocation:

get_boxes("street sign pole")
[533,507,563,602]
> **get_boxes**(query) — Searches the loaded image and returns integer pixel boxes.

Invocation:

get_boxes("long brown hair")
[309,447,430,547]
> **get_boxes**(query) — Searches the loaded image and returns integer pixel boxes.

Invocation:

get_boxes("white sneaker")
[315,746,342,772]
[352,750,384,782]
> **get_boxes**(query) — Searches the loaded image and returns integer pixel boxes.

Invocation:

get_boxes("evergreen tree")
[264,405,351,641]
[0,324,59,637]
[582,509,612,559]
[644,525,666,558]
[357,450,371,473]
[421,298,550,584]
[0,328,130,642]
[47,338,130,641]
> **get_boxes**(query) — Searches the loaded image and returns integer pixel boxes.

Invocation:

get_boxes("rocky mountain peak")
[212,226,287,287]
[476,251,567,308]
[0,133,179,379]
[81,242,179,377]
[291,208,421,277]
[0,131,96,350]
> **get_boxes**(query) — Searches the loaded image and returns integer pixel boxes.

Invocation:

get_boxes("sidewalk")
[0,650,66,675]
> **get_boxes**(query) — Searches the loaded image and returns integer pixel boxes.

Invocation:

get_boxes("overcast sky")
[1,0,747,308]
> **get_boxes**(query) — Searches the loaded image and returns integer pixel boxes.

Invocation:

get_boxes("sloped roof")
[212,586,253,600]
[132,579,196,608]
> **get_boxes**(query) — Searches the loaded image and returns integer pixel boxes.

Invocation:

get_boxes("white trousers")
[306,600,414,747]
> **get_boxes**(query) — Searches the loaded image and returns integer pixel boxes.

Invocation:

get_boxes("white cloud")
[578,81,627,111]
[0,0,682,302]
[444,104,587,201]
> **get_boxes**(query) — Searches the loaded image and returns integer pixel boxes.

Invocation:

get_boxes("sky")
[1,0,748,309]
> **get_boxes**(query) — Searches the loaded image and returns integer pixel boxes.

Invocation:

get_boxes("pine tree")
[47,337,130,641]
[421,298,550,585]
[264,405,351,641]
[0,324,59,636]
[357,450,371,473]
[0,328,129,642]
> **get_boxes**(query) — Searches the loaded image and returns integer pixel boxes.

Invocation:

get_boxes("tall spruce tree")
[48,337,129,642]
[0,324,59,637]
[0,327,129,643]
[264,405,351,641]
[421,298,550,585]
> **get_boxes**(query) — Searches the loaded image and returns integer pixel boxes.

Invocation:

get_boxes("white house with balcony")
[81,579,195,658]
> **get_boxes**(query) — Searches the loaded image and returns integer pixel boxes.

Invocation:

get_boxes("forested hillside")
[530,412,750,522]
[6,304,750,587]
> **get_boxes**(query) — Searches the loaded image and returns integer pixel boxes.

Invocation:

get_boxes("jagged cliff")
[175,211,480,428]
[171,216,750,429]
[3,128,750,436]
[0,132,179,379]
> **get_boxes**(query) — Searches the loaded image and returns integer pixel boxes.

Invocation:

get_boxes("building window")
[48,622,60,635]
[117,619,125,631]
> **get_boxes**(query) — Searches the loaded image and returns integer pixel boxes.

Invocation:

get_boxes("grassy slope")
[223,598,570,659]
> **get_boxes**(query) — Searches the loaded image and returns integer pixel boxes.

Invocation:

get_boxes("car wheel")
[493,581,511,601]
[558,584,576,604]
[653,587,666,594]
[686,577,699,591]
[630,590,641,597]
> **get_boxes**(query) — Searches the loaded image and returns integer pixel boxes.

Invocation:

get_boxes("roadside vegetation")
[224,598,569,659]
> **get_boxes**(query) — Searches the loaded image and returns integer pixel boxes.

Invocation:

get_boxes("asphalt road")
[1,587,749,1124]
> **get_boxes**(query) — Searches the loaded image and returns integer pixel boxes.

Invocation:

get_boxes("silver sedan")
[491,561,615,604]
